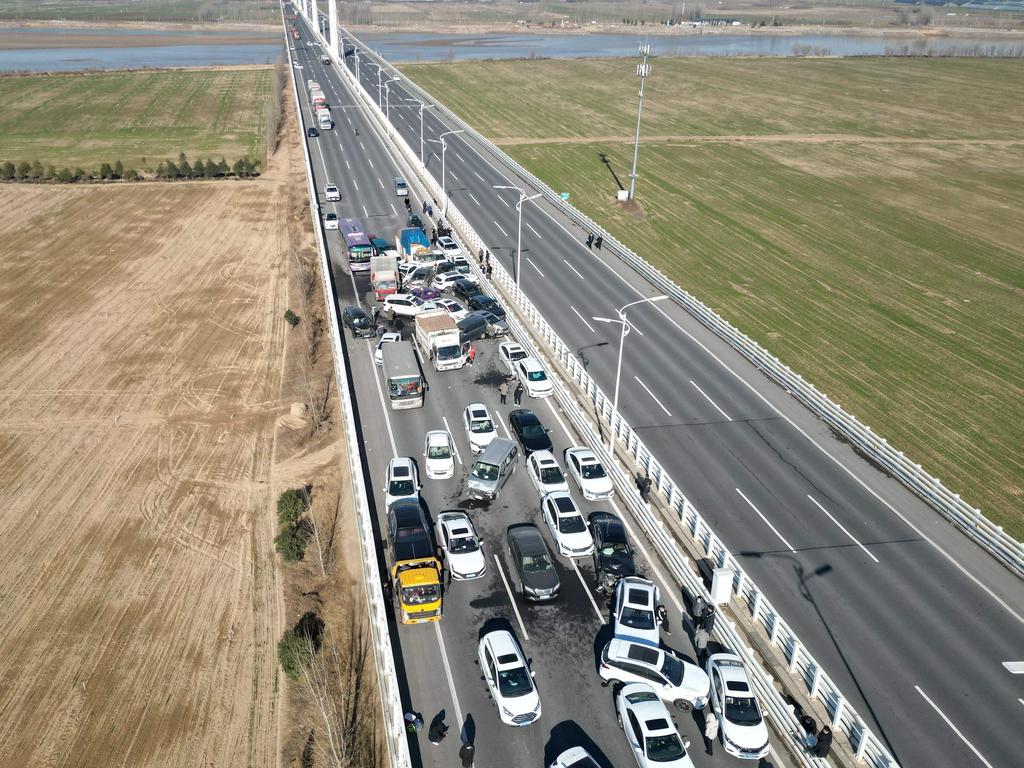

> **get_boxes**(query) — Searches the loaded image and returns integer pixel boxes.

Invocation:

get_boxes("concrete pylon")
[328,0,339,59]
[311,0,318,34]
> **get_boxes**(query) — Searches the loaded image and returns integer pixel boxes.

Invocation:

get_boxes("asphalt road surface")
[291,13,1024,768]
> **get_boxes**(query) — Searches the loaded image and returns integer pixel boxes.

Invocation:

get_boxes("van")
[467,438,518,500]
[457,313,489,345]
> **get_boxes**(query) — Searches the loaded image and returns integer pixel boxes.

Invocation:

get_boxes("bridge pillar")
[328,0,339,59]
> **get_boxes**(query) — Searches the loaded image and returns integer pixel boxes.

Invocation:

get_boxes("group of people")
[585,232,603,249]
[497,378,524,406]
[405,710,476,766]
[477,248,494,279]
[430,220,452,244]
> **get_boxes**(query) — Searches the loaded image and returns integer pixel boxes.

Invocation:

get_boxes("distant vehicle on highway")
[467,309,507,338]
[564,447,614,500]
[324,183,340,201]
[407,212,423,229]
[374,332,402,365]
[705,654,770,760]
[499,341,528,373]
[436,235,462,259]
[549,748,599,768]
[306,126,318,137]
[589,512,636,590]
[478,628,541,726]
[395,176,409,196]
[526,450,569,497]
[507,523,560,602]
[463,403,496,454]
[423,430,455,480]
[383,456,420,509]
[467,293,506,319]
[323,211,338,230]
[614,683,695,768]
[434,298,468,322]
[452,278,482,303]
[508,409,553,456]
[383,293,434,319]
[341,306,373,338]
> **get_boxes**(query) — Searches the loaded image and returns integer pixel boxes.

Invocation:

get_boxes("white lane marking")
[345,159,351,169]
[570,306,595,333]
[359,141,365,151]
[376,177,384,190]
[390,202,398,216]
[690,380,732,421]
[807,495,880,563]
[433,622,465,728]
[345,114,351,124]
[526,258,544,277]
[493,554,530,641]
[571,560,605,623]
[736,488,796,553]
[562,259,585,280]
[455,152,465,162]
[1019,699,1024,708]
[915,686,994,768]
[473,170,485,182]
[442,416,463,466]
[1003,662,1024,674]
[367,156,374,168]
[352,177,358,190]
[468,191,481,207]
[525,222,542,239]
[362,204,369,218]
[493,220,508,237]
[497,195,511,208]
[634,376,671,417]
[450,172,459,181]
[497,415,513,441]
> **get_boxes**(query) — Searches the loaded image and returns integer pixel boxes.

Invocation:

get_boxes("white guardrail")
[284,13,412,768]
[345,32,1024,585]
[323,27,899,768]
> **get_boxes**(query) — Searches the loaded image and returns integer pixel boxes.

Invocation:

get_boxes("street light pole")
[428,129,464,217]
[406,98,435,165]
[384,77,399,121]
[376,66,384,108]
[494,185,541,286]
[628,44,653,201]
[592,295,668,453]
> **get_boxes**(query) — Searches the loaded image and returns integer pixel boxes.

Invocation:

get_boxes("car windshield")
[472,462,498,481]
[449,535,479,554]
[660,654,684,686]
[497,666,533,698]
[522,554,552,573]
[621,606,655,630]
[521,424,545,438]
[470,418,493,433]
[351,314,369,327]
[601,541,630,556]
[539,466,564,485]
[527,370,547,382]
[427,443,451,459]
[389,479,415,496]
[436,345,462,361]
[326,213,337,220]
[558,515,586,534]
[725,696,763,726]
[401,584,439,605]
[580,461,606,479]
[645,734,685,763]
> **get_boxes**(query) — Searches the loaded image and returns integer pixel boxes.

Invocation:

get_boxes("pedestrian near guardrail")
[703,710,719,756]
[586,233,594,249]
[692,594,708,628]
[595,235,603,249]
[656,603,670,635]
[695,626,709,666]
[422,200,427,214]
[703,604,717,633]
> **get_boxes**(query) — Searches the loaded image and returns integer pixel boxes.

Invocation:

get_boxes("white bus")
[381,340,424,410]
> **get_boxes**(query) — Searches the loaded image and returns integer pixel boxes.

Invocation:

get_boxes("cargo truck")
[397,227,431,263]
[387,498,443,624]
[311,90,327,110]
[316,107,332,130]
[370,255,399,301]
[415,310,465,371]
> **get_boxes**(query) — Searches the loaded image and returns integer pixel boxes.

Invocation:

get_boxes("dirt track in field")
[0,168,294,765]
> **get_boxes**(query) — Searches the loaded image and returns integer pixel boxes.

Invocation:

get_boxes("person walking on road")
[702,604,717,633]
[691,594,708,629]
[513,382,524,406]
[595,235,603,249]
[467,344,476,366]
[499,380,509,404]
[427,203,434,218]
[486,264,493,279]
[703,710,719,756]
[694,626,710,666]
[586,233,594,249]
[422,200,428,214]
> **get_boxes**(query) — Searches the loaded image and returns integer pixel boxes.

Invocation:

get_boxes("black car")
[457,313,489,345]
[467,294,506,319]
[387,498,434,563]
[588,512,637,591]
[508,409,553,455]
[407,213,423,229]
[306,126,319,138]
[453,278,483,303]
[467,309,507,338]
[342,305,374,338]
[506,524,560,601]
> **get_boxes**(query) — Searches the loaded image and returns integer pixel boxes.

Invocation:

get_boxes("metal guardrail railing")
[331,30,896,768]
[343,31,1024,584]
[286,13,411,768]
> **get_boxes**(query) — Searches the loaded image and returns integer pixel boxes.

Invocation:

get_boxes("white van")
[466,438,518,501]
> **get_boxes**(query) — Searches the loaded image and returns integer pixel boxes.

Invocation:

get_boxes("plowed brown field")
[0,174,292,765]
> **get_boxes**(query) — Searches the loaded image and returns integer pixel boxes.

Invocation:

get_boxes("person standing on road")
[428,712,449,745]
[371,305,379,325]
[513,382,524,406]
[703,710,718,756]
[692,594,708,629]
[422,200,428,214]
[694,626,710,666]
[586,233,594,249]
[656,604,670,635]
[427,203,433,218]
[595,235,603,249]
[499,380,509,404]
[467,344,476,366]
[459,743,475,768]
[703,604,717,633]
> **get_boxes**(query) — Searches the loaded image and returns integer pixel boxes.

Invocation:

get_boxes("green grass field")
[0,67,272,173]
[0,0,279,23]
[402,57,1024,537]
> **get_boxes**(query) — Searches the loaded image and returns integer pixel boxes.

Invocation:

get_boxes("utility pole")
[628,43,653,201]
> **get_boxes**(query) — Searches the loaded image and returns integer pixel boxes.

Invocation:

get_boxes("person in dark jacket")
[513,382,524,405]
[595,235,603,249]
[813,726,832,758]
[428,712,448,745]
[703,604,717,633]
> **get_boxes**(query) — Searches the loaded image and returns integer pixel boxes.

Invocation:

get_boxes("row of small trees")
[0,153,262,184]
[153,155,261,180]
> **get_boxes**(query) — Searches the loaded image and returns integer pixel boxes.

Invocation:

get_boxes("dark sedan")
[306,126,319,138]
[407,213,424,229]
[509,409,553,455]
[342,306,374,338]
[467,294,506,319]
[507,524,560,602]
[453,278,482,303]
[588,512,637,591]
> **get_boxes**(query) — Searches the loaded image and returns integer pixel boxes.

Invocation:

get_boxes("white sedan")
[498,341,528,373]
[433,270,476,293]
[435,510,486,580]
[423,429,455,479]
[434,297,468,321]
[382,293,436,319]
[436,235,462,259]
[564,447,614,500]
[463,403,497,454]
[541,492,594,557]
[526,450,569,497]
[600,637,710,711]
[615,683,695,768]
[612,577,661,647]
[374,332,402,365]
[706,654,770,760]
[383,457,420,509]
[478,629,541,726]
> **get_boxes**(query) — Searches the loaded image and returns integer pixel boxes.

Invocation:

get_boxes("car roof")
[512,409,540,424]
[531,450,557,466]
[438,509,470,526]
[520,356,543,370]
[483,630,522,665]
[388,456,414,472]
[466,402,489,419]
[608,637,663,665]
[620,683,673,728]
[507,523,546,553]
[544,491,576,513]
[378,332,401,342]
[710,654,750,687]
[425,429,449,443]
[620,578,655,607]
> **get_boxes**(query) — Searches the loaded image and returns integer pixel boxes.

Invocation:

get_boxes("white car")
[600,638,710,711]
[432,271,473,293]
[374,332,402,365]
[541,492,594,557]
[564,447,614,500]
[382,293,436,319]
[705,654,770,760]
[323,211,339,230]
[615,683,695,768]
[435,510,486,580]
[434,297,468,321]
[516,357,553,398]
[395,176,408,196]
[463,403,497,454]
[423,429,455,480]
[383,457,420,509]
[436,235,462,259]
[324,183,340,201]
[498,341,528,373]
[549,748,599,768]
[526,451,570,497]
[612,577,661,647]
[478,629,541,727]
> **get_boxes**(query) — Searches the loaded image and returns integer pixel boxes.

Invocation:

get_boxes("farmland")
[402,56,1024,536]
[0,66,273,172]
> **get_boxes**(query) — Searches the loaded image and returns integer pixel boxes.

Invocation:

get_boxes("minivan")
[466,438,518,500]
[457,313,489,345]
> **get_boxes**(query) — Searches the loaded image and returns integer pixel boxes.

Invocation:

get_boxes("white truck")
[370,255,398,301]
[414,310,464,371]
[317,106,332,130]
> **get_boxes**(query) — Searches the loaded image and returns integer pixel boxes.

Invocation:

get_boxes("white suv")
[463,403,496,454]
[383,457,420,509]
[600,637,710,711]
[706,654,770,760]
[612,576,661,647]
[541,492,594,557]
[478,629,541,727]
[324,183,340,201]
[516,356,553,398]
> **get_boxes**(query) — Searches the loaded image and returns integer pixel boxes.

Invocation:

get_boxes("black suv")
[306,126,319,138]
